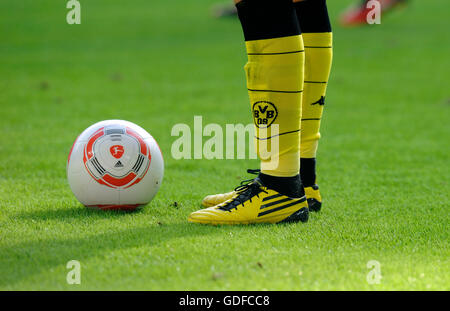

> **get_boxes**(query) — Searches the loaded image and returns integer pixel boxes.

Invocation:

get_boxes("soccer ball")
[67,120,164,211]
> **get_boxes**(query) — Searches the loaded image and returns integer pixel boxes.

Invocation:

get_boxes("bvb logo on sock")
[252,101,278,128]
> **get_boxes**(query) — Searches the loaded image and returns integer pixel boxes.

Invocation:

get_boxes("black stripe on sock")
[248,89,303,93]
[304,46,332,49]
[301,118,321,121]
[258,197,306,217]
[304,81,327,84]
[248,50,305,55]
[255,129,300,141]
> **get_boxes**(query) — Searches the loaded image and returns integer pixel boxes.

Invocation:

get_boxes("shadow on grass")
[0,220,225,288]
[0,209,283,289]
[12,205,145,221]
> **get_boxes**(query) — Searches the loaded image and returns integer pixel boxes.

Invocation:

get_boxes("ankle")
[300,158,316,187]
[257,173,305,198]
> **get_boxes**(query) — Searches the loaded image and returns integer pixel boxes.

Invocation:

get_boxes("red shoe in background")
[339,0,408,27]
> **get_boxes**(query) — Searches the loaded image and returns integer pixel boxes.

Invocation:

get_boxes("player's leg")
[201,0,332,211]
[201,0,331,211]
[293,0,332,212]
[189,0,308,225]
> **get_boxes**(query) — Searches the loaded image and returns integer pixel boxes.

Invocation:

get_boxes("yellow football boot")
[201,169,258,208]
[202,170,323,212]
[202,191,235,208]
[304,184,322,212]
[189,179,309,225]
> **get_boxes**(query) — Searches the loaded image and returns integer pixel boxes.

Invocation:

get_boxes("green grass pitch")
[0,0,449,290]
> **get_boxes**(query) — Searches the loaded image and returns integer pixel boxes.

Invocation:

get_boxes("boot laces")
[218,171,267,212]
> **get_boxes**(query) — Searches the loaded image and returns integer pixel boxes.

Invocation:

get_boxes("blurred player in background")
[189,0,333,225]
[211,1,237,18]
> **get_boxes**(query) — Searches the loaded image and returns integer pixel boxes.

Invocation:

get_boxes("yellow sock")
[300,32,333,158]
[245,35,305,177]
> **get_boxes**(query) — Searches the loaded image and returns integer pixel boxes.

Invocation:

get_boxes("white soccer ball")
[67,120,164,211]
